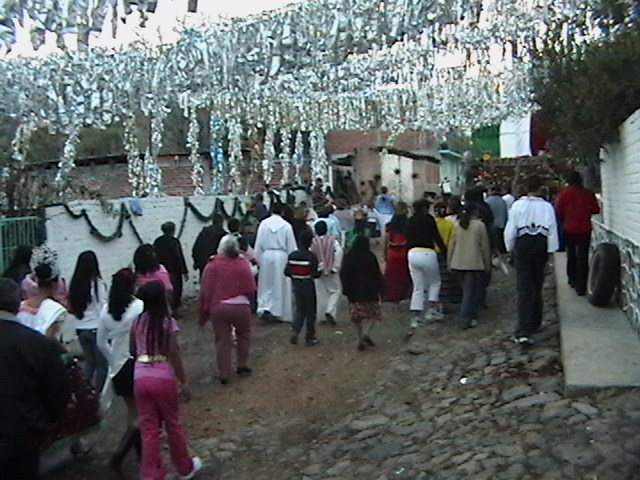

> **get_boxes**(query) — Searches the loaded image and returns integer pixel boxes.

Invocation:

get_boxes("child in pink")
[132,281,201,480]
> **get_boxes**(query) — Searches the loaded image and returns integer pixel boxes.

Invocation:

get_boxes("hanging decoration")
[263,126,275,188]
[55,126,80,184]
[280,129,292,186]
[187,106,205,195]
[210,117,226,195]
[0,0,612,189]
[293,130,304,184]
[124,115,144,196]
[227,119,243,194]
[309,130,327,183]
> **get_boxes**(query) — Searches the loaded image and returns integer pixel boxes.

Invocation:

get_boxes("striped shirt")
[284,250,321,282]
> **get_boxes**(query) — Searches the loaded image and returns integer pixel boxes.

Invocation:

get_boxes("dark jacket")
[340,251,383,303]
[284,249,321,284]
[154,234,187,275]
[406,213,446,251]
[192,224,226,271]
[0,316,71,444]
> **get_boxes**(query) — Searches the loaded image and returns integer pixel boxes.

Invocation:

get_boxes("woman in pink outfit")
[199,237,257,385]
[132,281,201,480]
[133,244,173,296]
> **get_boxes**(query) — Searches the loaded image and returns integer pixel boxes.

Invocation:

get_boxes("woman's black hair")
[133,244,159,275]
[108,268,135,321]
[412,199,429,216]
[137,281,170,355]
[3,245,32,275]
[34,263,59,292]
[458,203,478,230]
[434,202,448,218]
[68,250,101,319]
[387,213,408,234]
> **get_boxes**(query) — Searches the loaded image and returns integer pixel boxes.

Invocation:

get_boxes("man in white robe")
[254,203,297,322]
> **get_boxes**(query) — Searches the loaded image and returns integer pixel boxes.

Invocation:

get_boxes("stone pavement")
[193,261,640,480]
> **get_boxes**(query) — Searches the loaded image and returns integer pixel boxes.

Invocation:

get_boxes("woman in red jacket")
[199,236,257,384]
[555,171,600,296]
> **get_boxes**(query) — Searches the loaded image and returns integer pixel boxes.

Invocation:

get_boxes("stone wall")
[597,107,640,330]
[44,195,249,298]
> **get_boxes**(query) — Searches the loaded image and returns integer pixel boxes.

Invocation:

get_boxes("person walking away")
[446,196,463,226]
[154,222,188,314]
[97,268,144,474]
[132,281,202,480]
[554,171,600,296]
[502,186,516,211]
[374,186,395,231]
[253,193,269,222]
[434,202,462,309]
[192,214,226,279]
[3,244,32,285]
[0,278,71,480]
[254,202,297,323]
[199,237,257,384]
[345,209,369,251]
[504,174,559,346]
[134,244,174,297]
[310,221,343,325]
[285,230,322,345]
[405,199,447,328]
[485,186,509,255]
[448,204,491,329]
[340,235,384,351]
[313,206,342,244]
[68,250,109,392]
[382,203,411,305]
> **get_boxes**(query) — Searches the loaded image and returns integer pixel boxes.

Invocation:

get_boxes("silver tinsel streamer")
[209,117,226,195]
[309,130,326,184]
[187,106,204,195]
[0,0,608,190]
[227,119,243,194]
[124,115,144,196]
[142,148,162,196]
[263,126,275,187]
[55,126,80,184]
[293,130,304,184]
[280,129,291,186]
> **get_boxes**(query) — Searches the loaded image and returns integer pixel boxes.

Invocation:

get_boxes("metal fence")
[0,216,45,274]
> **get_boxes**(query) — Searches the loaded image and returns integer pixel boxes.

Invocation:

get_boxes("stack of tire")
[588,243,621,307]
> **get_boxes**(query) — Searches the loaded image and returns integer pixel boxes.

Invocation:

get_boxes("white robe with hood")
[254,214,297,322]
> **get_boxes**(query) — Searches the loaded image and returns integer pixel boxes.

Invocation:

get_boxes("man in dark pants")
[192,214,226,279]
[154,221,188,312]
[0,278,71,479]
[555,171,600,295]
[284,231,321,346]
[504,175,559,346]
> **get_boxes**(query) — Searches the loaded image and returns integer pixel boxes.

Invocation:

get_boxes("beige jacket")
[447,219,491,272]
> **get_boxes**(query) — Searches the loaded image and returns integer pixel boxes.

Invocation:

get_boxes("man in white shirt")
[502,187,516,211]
[254,203,298,322]
[504,175,559,346]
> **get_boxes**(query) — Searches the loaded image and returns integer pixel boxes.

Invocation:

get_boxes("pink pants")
[210,303,252,380]
[134,376,193,480]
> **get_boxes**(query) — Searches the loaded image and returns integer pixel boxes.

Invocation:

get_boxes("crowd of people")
[0,171,600,479]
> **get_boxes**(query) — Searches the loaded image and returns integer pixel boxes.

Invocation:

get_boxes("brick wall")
[45,195,248,298]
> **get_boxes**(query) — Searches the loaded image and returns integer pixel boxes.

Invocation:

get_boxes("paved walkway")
[555,252,640,390]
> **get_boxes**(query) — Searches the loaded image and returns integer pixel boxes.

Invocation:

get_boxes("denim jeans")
[459,271,485,325]
[292,280,317,340]
[77,329,108,393]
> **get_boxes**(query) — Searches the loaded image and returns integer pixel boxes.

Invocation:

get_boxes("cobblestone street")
[46,258,640,480]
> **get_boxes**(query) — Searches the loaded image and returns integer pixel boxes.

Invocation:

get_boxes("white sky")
[10,0,308,58]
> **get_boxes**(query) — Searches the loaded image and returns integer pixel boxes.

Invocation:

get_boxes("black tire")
[587,243,620,307]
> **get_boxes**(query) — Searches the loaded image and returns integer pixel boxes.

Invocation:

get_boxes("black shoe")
[325,313,337,326]
[357,342,366,351]
[236,366,252,375]
[576,290,586,296]
[261,311,274,323]
[363,335,375,347]
[305,338,320,346]
[219,378,229,385]
[290,335,298,345]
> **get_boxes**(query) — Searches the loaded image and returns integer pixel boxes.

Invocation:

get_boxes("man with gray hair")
[0,277,71,479]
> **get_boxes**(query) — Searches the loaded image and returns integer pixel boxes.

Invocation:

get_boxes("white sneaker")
[180,457,203,480]
[410,316,423,328]
[429,309,444,322]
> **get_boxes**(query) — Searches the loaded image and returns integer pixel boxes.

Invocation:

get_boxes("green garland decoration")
[62,197,247,244]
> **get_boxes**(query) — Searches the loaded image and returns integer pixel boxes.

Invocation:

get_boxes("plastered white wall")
[601,109,640,245]
[45,195,249,298]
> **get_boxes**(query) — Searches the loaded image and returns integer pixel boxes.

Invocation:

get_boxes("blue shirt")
[375,194,395,215]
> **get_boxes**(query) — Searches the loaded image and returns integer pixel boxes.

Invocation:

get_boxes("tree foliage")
[533,5,640,161]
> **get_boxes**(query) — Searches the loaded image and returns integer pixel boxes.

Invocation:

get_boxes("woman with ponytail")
[447,203,491,329]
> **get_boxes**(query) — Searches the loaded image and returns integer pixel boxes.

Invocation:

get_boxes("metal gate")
[0,216,45,274]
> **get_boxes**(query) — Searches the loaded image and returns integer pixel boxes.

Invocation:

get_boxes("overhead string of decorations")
[0,0,607,194]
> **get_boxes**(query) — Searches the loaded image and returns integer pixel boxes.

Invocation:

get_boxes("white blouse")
[75,279,108,330]
[97,298,144,379]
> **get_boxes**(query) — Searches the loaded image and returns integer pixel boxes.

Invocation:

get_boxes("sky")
[10,0,308,58]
